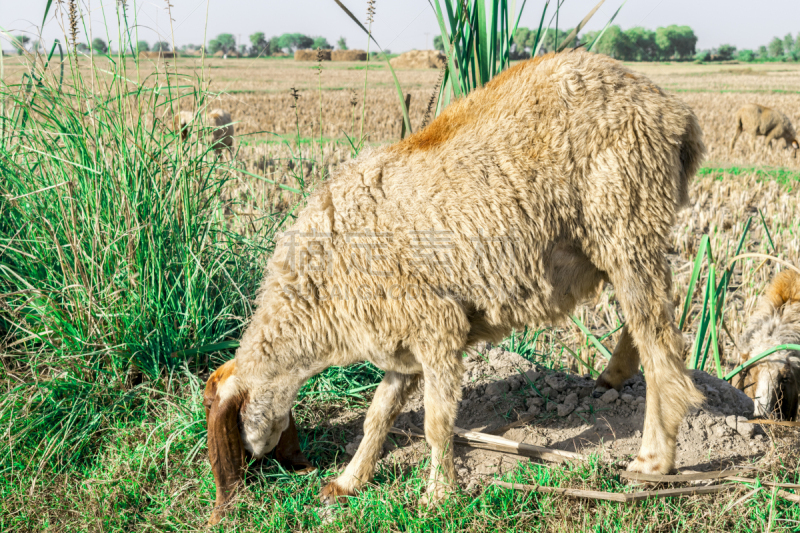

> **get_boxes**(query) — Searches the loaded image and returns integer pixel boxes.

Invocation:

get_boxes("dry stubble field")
[2,54,800,531]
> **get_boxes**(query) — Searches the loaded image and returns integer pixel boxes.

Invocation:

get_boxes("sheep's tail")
[676,112,706,209]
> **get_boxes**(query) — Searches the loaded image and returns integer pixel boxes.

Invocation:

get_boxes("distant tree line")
[696,32,800,62]
[201,33,341,58]
[433,25,698,61]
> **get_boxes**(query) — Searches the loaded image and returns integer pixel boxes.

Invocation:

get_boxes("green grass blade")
[552,337,599,377]
[758,208,775,252]
[432,0,465,98]
[221,164,304,195]
[724,344,800,381]
[171,341,240,358]
[557,0,607,52]
[707,265,723,378]
[570,315,613,361]
[679,234,709,331]
[530,0,550,54]
[331,0,412,134]
[42,0,54,28]
[690,272,712,370]
[588,0,628,52]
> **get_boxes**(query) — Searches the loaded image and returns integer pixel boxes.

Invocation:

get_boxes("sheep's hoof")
[420,483,451,507]
[592,374,617,398]
[319,481,355,506]
[626,453,670,475]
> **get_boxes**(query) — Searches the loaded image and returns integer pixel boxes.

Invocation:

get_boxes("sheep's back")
[260,50,704,342]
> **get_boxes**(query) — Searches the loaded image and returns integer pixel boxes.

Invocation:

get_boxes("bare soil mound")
[389,50,446,69]
[341,346,768,488]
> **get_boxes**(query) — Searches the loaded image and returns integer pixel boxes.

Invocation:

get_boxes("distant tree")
[238,44,248,56]
[539,28,575,53]
[137,40,150,52]
[152,41,171,52]
[624,27,658,60]
[268,36,282,55]
[433,35,444,52]
[77,42,90,53]
[30,40,42,54]
[768,37,784,58]
[694,49,711,62]
[92,38,108,54]
[337,36,348,50]
[12,35,31,55]
[783,33,795,56]
[655,25,697,60]
[277,33,313,53]
[510,27,529,57]
[312,37,332,49]
[208,34,237,56]
[716,44,736,61]
[584,26,632,59]
[757,45,769,60]
[250,32,270,56]
[737,49,755,62]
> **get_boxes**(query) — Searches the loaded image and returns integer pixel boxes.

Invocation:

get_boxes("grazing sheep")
[734,270,800,420]
[172,110,195,142]
[729,103,799,154]
[172,108,235,157]
[203,50,706,524]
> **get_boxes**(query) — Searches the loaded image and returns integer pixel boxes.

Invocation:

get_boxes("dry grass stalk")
[493,480,737,502]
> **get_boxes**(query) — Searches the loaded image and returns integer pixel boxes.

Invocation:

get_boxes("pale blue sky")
[2,1,799,53]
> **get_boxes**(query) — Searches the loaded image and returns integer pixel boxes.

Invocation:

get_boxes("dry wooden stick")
[493,480,736,502]
[388,426,584,463]
[776,489,800,503]
[454,426,585,463]
[725,476,800,490]
[620,469,752,483]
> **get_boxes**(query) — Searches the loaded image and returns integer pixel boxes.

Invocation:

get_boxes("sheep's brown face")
[739,361,799,421]
[204,360,313,525]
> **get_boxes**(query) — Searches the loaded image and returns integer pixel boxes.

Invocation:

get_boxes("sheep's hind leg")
[320,371,420,504]
[593,326,640,397]
[610,261,704,474]
[419,354,464,506]
[729,123,742,151]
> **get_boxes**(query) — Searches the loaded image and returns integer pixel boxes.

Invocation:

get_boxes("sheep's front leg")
[420,357,463,505]
[320,372,420,504]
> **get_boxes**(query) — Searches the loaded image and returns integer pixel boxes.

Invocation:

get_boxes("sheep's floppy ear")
[778,363,799,421]
[204,361,245,525]
[274,411,315,473]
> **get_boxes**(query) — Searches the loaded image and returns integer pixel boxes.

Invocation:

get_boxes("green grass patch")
[698,165,800,189]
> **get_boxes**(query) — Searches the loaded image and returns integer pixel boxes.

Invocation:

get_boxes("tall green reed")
[0,4,298,473]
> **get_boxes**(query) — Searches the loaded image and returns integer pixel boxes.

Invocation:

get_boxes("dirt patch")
[342,346,768,487]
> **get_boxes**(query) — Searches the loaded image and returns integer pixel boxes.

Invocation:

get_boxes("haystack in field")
[295,49,332,61]
[389,50,446,69]
[212,50,240,58]
[139,51,176,59]
[332,49,367,61]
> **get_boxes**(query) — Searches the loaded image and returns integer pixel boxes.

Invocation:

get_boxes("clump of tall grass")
[0,43,288,473]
